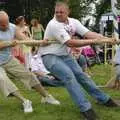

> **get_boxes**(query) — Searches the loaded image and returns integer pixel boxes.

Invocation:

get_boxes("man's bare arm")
[65,31,112,47]
[0,27,26,50]
[65,38,116,48]
[0,41,17,50]
[84,31,104,39]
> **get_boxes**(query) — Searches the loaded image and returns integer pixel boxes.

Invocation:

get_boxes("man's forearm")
[66,39,99,47]
[0,41,13,49]
[66,38,115,47]
[84,31,104,39]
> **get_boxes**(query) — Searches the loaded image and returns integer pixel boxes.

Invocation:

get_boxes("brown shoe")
[82,109,98,120]
[104,98,120,107]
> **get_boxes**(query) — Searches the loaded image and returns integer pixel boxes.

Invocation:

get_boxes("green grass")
[0,64,120,120]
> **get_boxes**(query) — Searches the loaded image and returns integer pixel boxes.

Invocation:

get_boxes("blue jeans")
[42,54,110,112]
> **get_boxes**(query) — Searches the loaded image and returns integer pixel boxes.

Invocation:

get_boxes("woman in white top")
[31,47,64,87]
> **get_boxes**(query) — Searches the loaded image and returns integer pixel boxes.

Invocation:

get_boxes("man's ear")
[68,9,70,16]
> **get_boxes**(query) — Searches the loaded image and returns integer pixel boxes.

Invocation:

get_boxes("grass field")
[0,64,120,120]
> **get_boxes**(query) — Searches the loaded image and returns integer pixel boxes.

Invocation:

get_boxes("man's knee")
[60,70,77,85]
[72,68,85,77]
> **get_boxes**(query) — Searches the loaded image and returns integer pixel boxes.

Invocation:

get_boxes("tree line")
[0,0,112,31]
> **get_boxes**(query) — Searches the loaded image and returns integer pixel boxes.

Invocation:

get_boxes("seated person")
[70,47,91,77]
[30,47,64,87]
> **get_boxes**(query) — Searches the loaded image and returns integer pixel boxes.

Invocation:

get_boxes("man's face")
[0,17,9,31]
[55,6,69,22]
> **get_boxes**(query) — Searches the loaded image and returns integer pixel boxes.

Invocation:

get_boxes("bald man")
[0,11,60,113]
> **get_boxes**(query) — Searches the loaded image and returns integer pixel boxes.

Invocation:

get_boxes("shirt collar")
[32,54,38,59]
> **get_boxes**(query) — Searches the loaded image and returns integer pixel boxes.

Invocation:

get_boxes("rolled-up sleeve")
[74,19,89,37]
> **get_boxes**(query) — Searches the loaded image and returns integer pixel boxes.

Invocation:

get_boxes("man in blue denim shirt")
[0,11,61,113]
[39,2,120,120]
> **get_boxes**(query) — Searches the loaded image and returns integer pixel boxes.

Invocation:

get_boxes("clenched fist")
[41,39,51,46]
[11,40,18,47]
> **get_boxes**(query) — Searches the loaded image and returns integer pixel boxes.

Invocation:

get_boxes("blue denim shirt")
[0,23,16,65]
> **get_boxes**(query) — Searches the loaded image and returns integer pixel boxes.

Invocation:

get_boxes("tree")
[1,0,110,30]
[116,0,120,9]
[57,0,97,20]
[92,0,111,32]
[30,0,56,27]
[30,0,97,26]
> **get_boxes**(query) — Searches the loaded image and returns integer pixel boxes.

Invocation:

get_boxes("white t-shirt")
[31,54,50,74]
[39,17,89,56]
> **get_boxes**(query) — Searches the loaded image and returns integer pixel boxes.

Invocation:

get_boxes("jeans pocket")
[42,55,57,71]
